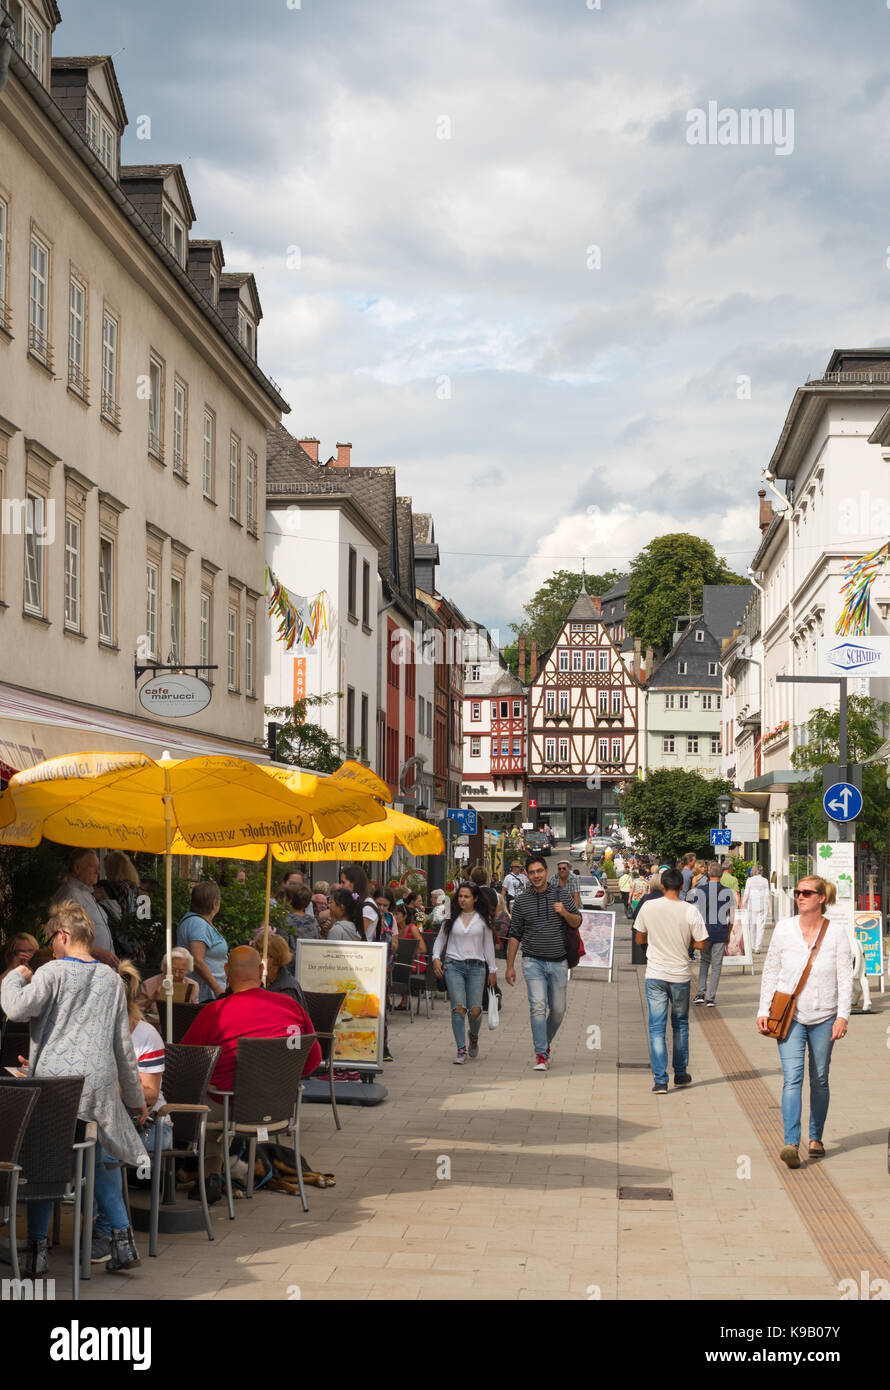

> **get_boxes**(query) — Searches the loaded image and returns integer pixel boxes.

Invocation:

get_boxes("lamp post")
[716,793,733,833]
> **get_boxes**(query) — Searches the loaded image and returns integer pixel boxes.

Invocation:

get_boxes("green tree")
[789,695,890,855]
[265,694,354,772]
[622,769,734,863]
[501,641,519,677]
[510,568,623,657]
[626,534,747,654]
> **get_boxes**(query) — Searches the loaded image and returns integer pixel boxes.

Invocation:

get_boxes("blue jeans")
[777,1017,835,1146]
[522,957,568,1057]
[645,978,690,1086]
[26,1135,130,1240]
[443,959,487,1049]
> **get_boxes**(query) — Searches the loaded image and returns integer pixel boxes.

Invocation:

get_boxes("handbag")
[764,919,829,1040]
[487,987,500,1031]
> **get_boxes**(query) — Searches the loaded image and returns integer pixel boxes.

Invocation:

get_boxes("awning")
[743,770,810,794]
[0,683,269,776]
[463,798,520,814]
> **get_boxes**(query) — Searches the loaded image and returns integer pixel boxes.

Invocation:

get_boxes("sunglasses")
[794,888,819,898]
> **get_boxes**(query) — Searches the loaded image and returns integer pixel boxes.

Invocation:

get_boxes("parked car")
[577,876,609,910]
[571,835,621,861]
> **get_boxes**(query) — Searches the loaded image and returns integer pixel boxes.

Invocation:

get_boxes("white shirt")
[742,875,771,911]
[132,1018,167,1116]
[50,876,114,953]
[503,872,529,899]
[757,916,853,1026]
[433,913,496,971]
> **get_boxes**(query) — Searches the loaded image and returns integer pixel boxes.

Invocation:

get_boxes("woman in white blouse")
[756,876,852,1168]
[432,882,497,1064]
[742,864,772,952]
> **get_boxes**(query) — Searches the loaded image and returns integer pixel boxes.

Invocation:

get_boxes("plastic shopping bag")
[487,985,500,1030]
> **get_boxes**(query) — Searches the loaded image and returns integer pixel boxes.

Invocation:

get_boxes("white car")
[577,875,608,910]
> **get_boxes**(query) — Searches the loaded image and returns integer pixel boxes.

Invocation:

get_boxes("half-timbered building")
[526,589,641,841]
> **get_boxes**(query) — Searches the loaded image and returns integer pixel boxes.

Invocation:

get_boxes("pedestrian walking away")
[432,883,497,1064]
[756,876,851,1168]
[742,864,771,952]
[634,868,708,1091]
[688,862,735,1005]
[506,854,581,1071]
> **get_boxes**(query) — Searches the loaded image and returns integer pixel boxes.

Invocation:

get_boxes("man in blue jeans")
[634,867,708,1092]
[506,855,582,1071]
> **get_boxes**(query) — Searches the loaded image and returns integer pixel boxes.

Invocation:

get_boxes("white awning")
[0,683,269,776]
[463,797,520,814]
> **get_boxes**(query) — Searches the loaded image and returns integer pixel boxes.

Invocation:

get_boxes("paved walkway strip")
[695,1006,890,1287]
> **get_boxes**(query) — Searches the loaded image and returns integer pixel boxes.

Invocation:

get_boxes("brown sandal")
[808,1140,825,1158]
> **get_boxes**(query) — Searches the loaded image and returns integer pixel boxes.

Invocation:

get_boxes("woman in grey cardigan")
[0,901,149,1276]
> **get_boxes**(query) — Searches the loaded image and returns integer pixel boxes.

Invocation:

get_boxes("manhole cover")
[619,1187,673,1201]
[616,1062,649,1069]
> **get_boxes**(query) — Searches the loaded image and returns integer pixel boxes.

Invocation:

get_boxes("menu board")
[294,940,388,1070]
[576,910,616,980]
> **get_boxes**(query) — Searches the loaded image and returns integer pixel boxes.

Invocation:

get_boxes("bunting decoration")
[835,542,890,637]
[266,568,328,650]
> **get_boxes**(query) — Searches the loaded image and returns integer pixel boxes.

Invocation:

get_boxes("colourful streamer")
[835,542,890,637]
[266,568,328,651]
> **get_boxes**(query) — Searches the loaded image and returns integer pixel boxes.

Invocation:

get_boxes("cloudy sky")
[60,0,890,638]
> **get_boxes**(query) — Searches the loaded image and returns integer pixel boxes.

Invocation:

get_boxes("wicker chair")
[147,1042,221,1258]
[390,937,419,1022]
[302,991,346,1130]
[0,1085,40,1282]
[408,932,437,1018]
[156,1000,207,1044]
[208,1034,317,1218]
[0,1076,93,1299]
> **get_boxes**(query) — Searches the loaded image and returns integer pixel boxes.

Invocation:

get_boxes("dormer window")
[695,629,704,642]
[161,204,186,267]
[22,8,46,82]
[85,98,117,177]
[209,266,219,307]
[238,311,256,359]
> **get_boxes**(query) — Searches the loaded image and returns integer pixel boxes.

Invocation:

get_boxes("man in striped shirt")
[548,858,581,910]
[506,855,582,1071]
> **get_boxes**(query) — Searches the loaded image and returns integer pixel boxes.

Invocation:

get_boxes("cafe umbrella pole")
[261,844,272,983]
[163,756,174,1045]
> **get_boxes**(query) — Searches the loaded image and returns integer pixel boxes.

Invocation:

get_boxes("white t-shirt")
[635,897,708,983]
[132,1018,166,1114]
[361,896,380,941]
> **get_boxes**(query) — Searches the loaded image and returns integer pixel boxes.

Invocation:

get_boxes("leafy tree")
[622,769,734,863]
[510,567,623,657]
[265,694,355,772]
[501,641,519,678]
[626,534,747,654]
[789,695,890,855]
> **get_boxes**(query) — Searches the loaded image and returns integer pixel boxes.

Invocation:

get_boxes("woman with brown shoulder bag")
[756,876,852,1169]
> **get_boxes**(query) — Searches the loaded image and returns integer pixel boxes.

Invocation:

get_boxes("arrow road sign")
[822,782,863,823]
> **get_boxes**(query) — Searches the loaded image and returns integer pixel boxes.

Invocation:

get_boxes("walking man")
[506,855,581,1071]
[679,852,696,900]
[634,868,708,1092]
[502,860,530,912]
[689,861,735,1006]
[549,857,581,910]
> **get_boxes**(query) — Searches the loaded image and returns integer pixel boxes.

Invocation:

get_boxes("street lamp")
[716,794,733,831]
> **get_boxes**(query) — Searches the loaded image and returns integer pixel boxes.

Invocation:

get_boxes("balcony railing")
[101,390,120,427]
[0,294,10,333]
[173,450,187,480]
[806,371,890,385]
[68,361,88,399]
[148,427,164,461]
[28,323,53,369]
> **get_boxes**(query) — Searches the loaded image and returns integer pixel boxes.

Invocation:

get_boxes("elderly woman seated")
[252,931,308,1008]
[137,947,200,1023]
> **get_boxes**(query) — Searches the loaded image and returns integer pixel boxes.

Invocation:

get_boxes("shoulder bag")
[763,918,829,1040]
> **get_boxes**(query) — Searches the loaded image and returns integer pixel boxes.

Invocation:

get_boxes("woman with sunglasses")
[756,876,852,1168]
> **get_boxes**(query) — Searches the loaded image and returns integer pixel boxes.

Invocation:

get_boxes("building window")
[245,615,255,695]
[239,311,256,358]
[512,701,520,718]
[611,738,622,762]
[585,649,595,670]
[678,694,689,710]
[598,738,608,762]
[663,735,675,754]
[360,693,369,761]
[664,694,675,710]
[558,738,569,763]
[572,649,582,671]
[702,694,713,711]
[598,650,609,671]
[470,736,480,757]
[559,690,569,715]
[246,450,257,535]
[500,701,508,718]
[708,661,718,676]
[471,701,480,720]
[558,649,569,671]
[687,736,699,755]
[598,690,608,715]
[545,690,555,714]
[611,690,622,715]
[24,11,44,80]
[490,701,497,718]
[209,266,218,306]
[362,560,370,626]
[101,312,119,424]
[22,494,44,616]
[68,275,86,397]
[173,379,187,478]
[227,608,239,690]
[716,694,722,710]
[347,547,357,617]
[29,232,51,364]
[678,661,687,675]
[512,738,520,757]
[229,435,240,520]
[545,737,555,762]
[161,205,186,267]
[145,562,158,659]
[170,576,183,662]
[711,734,720,755]
[64,518,81,630]
[148,356,164,458]
[0,197,8,329]
[200,590,211,668]
[202,410,215,499]
[86,99,116,176]
[98,537,114,643]
[695,630,704,642]
[499,738,508,757]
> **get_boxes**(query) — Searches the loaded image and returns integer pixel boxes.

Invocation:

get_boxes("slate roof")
[565,589,600,622]
[646,617,722,689]
[600,573,630,603]
[119,163,197,222]
[702,584,753,642]
[51,54,128,129]
[413,513,433,545]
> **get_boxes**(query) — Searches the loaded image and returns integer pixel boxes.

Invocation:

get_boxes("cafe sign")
[138,674,212,718]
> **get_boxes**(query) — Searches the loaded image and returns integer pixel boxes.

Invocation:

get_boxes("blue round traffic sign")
[822,782,863,822]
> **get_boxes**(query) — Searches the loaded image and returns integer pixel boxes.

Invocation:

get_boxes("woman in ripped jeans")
[432,883,498,1064]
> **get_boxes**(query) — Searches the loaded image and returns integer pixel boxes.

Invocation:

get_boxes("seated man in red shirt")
[181,945,321,1203]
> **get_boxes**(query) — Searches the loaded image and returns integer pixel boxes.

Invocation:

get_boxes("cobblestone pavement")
[39,918,890,1301]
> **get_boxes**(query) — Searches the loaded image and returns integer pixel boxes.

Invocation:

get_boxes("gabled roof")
[51,54,128,127]
[413,512,434,545]
[565,589,600,622]
[266,422,325,487]
[702,584,753,641]
[220,271,262,321]
[599,573,630,602]
[646,617,721,688]
[119,163,197,223]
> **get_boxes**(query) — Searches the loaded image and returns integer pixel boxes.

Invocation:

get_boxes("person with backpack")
[505,854,582,1071]
[432,882,497,1064]
[339,864,383,941]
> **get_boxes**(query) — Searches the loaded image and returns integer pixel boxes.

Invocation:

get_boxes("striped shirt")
[508,884,578,961]
[132,1018,166,1115]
